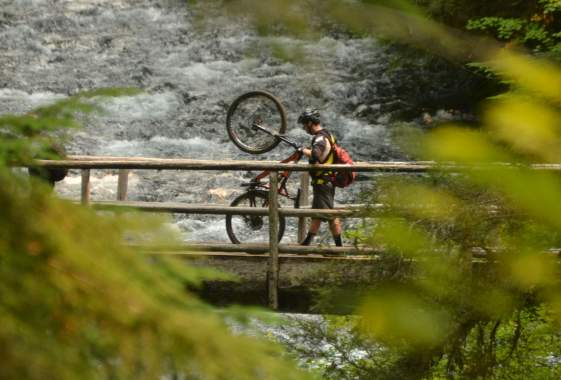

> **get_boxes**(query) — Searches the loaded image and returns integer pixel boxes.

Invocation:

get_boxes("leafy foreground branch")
[0,93,308,380]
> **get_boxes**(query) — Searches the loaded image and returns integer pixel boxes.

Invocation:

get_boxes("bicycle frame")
[236,122,303,199]
[244,150,303,200]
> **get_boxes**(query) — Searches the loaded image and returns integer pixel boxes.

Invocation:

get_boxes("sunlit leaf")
[374,218,433,256]
[485,97,561,161]
[489,50,561,103]
[426,127,511,164]
[358,289,450,347]
[472,288,517,319]
[384,183,463,220]
[505,251,559,290]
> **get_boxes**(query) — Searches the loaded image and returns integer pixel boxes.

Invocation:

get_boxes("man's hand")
[298,146,311,157]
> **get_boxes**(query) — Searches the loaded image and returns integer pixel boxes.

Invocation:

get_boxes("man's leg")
[301,218,321,245]
[329,218,342,247]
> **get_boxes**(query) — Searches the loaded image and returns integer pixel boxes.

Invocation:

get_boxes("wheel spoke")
[226,91,287,154]
[226,191,285,245]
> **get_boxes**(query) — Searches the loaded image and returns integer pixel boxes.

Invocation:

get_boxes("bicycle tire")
[226,91,287,154]
[225,190,286,247]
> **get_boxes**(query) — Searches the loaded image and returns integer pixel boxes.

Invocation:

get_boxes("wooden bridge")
[36,157,561,313]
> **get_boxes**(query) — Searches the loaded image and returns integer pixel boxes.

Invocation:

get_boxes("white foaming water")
[97,92,180,122]
[99,136,230,159]
[177,217,230,242]
[337,117,391,156]
[181,62,234,90]
[0,89,67,113]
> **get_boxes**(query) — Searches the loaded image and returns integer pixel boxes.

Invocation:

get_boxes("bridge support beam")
[297,172,309,242]
[267,171,280,310]
[81,169,91,205]
[117,169,129,201]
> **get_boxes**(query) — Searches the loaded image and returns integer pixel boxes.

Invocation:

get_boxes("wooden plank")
[132,243,518,260]
[81,169,91,205]
[268,171,280,310]
[117,169,129,201]
[89,200,373,218]
[134,242,381,255]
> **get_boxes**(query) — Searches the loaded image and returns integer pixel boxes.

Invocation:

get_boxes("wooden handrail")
[36,157,434,172]
[33,156,561,171]
[30,156,561,173]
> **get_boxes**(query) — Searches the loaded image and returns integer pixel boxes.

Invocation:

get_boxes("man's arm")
[310,135,331,164]
[300,147,312,158]
[300,135,331,162]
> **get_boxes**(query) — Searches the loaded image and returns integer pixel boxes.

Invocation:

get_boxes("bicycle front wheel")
[225,190,286,246]
[226,91,287,154]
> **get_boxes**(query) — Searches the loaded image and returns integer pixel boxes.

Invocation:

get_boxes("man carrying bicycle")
[297,109,343,247]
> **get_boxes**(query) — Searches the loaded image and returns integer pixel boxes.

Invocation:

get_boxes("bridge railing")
[35,156,561,309]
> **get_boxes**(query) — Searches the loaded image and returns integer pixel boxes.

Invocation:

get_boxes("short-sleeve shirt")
[309,129,332,165]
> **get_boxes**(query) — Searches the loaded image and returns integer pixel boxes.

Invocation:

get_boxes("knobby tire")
[225,190,286,247]
[226,91,287,154]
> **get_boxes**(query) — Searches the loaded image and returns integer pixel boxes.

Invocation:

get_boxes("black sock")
[334,235,342,247]
[301,232,316,246]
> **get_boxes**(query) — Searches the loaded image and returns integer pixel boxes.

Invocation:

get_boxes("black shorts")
[312,182,335,218]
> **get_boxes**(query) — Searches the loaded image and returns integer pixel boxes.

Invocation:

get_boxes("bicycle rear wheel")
[226,91,287,154]
[225,190,286,247]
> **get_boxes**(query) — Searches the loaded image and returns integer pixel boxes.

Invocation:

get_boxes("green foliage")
[466,15,560,56]
[419,0,561,59]
[343,51,561,377]
[0,95,308,379]
[541,0,561,14]
[467,17,526,40]
[432,307,561,379]
[281,309,561,379]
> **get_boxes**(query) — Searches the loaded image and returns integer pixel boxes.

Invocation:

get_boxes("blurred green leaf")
[359,289,450,347]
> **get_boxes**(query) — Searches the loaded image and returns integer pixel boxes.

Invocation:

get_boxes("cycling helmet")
[297,108,320,125]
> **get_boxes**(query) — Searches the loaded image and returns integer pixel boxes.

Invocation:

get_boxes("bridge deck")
[142,243,387,314]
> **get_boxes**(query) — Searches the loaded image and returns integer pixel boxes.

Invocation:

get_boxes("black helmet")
[298,108,320,125]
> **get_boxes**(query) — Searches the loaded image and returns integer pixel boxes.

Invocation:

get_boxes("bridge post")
[267,171,280,310]
[117,169,129,201]
[297,172,309,242]
[81,169,91,205]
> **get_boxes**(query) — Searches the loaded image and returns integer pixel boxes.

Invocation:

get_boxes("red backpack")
[328,134,357,188]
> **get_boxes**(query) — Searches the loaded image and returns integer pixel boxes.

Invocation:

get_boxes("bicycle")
[225,90,304,246]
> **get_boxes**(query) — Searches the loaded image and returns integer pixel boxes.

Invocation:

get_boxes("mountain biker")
[297,108,342,247]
